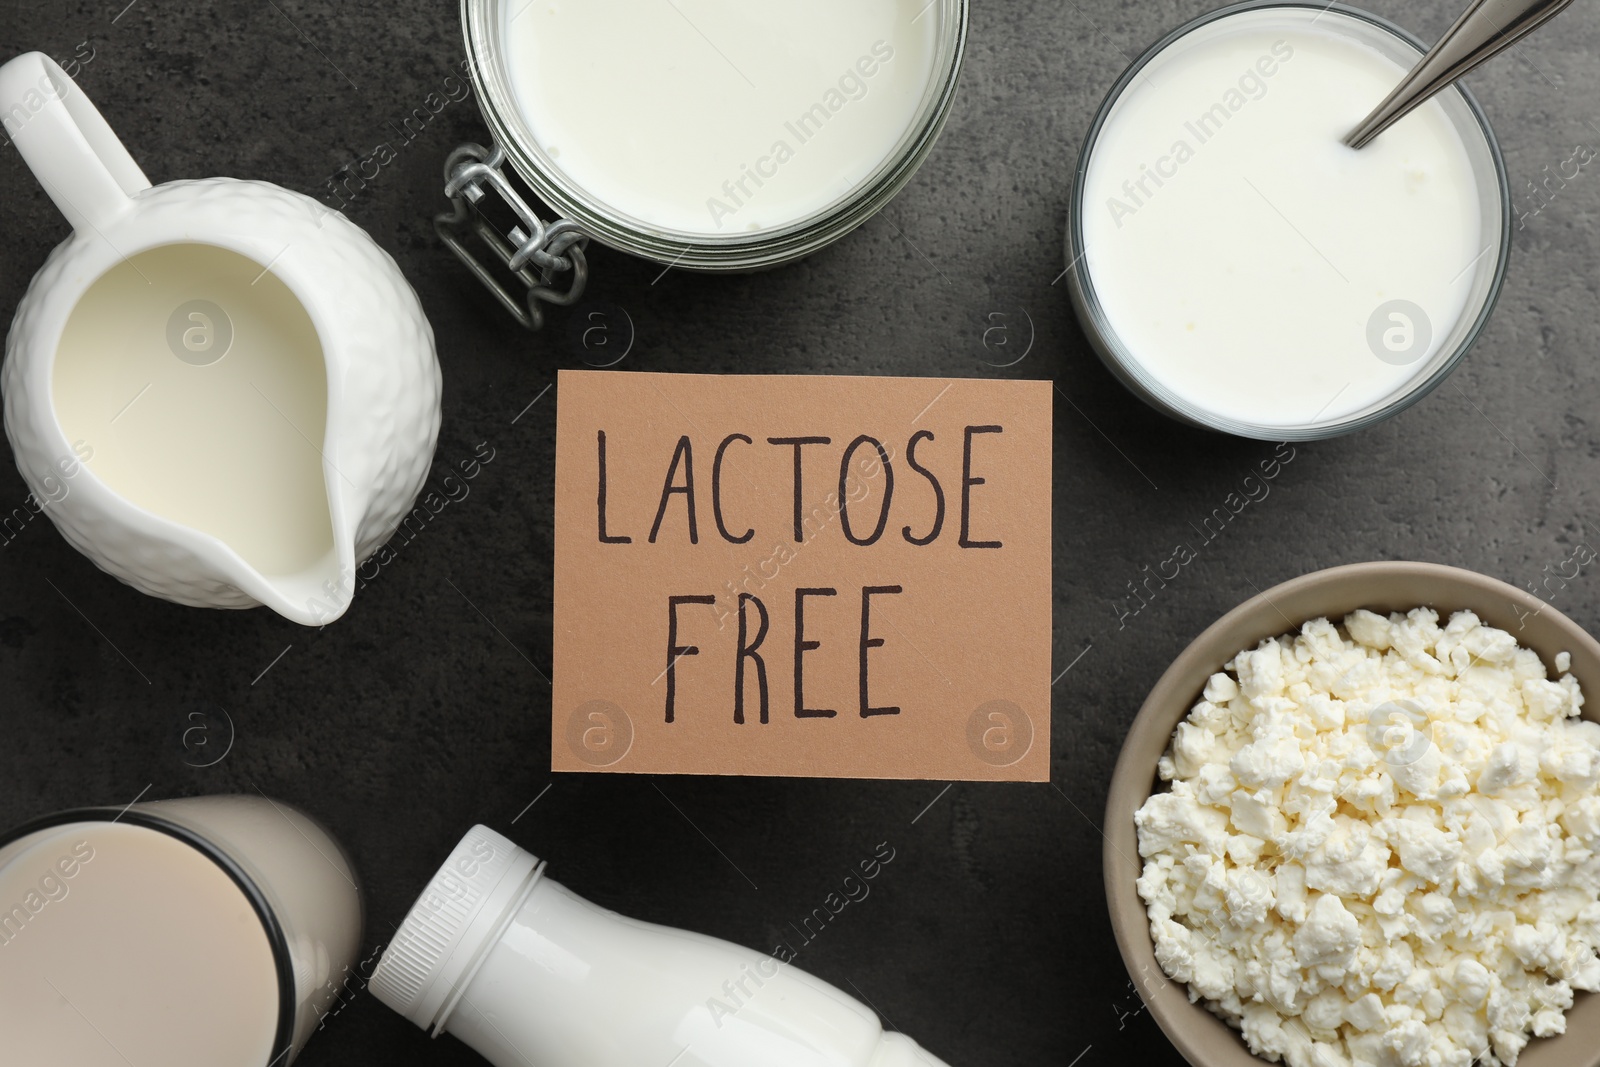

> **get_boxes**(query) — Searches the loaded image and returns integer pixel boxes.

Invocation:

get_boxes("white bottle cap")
[370,825,545,1034]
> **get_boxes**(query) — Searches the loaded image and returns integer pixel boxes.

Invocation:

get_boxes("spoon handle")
[1344,0,1578,149]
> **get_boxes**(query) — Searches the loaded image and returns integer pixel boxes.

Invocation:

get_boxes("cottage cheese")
[1135,609,1600,1067]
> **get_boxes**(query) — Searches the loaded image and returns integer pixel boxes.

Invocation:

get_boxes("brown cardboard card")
[552,370,1052,781]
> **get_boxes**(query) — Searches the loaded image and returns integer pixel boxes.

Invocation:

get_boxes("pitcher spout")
[248,457,364,626]
[252,551,361,627]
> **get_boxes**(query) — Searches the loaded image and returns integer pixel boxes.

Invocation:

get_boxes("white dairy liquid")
[0,822,279,1066]
[373,826,953,1067]
[1079,8,1489,428]
[502,0,937,235]
[52,243,335,577]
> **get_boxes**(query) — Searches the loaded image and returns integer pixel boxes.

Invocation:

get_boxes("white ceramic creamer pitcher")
[0,52,442,625]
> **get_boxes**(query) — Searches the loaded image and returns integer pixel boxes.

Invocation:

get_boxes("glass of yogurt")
[1066,1,1511,440]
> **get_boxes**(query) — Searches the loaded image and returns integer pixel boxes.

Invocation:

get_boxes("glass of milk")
[0,795,363,1067]
[448,0,968,283]
[1066,1,1511,440]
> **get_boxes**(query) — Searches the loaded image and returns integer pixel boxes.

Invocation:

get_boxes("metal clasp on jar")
[435,142,589,331]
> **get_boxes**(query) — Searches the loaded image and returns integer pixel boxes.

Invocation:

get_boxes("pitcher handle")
[0,51,150,234]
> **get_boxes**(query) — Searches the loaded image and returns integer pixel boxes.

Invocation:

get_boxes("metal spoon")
[1344,0,1577,149]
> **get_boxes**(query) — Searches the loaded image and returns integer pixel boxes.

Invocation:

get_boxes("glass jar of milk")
[439,0,969,327]
[1066,1,1511,440]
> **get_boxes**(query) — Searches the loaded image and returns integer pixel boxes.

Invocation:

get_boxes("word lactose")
[595,426,1007,548]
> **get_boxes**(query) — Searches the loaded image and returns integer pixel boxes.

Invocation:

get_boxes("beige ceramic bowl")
[1104,561,1600,1067]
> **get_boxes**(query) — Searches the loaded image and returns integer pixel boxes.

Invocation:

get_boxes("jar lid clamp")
[436,143,590,331]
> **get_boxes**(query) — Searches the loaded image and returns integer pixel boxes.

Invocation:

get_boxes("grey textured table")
[2,2,1597,1066]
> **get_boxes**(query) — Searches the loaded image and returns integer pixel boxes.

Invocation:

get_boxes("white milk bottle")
[371,825,953,1067]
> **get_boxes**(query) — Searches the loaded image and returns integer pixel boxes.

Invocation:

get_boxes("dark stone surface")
[1,1,1598,1065]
